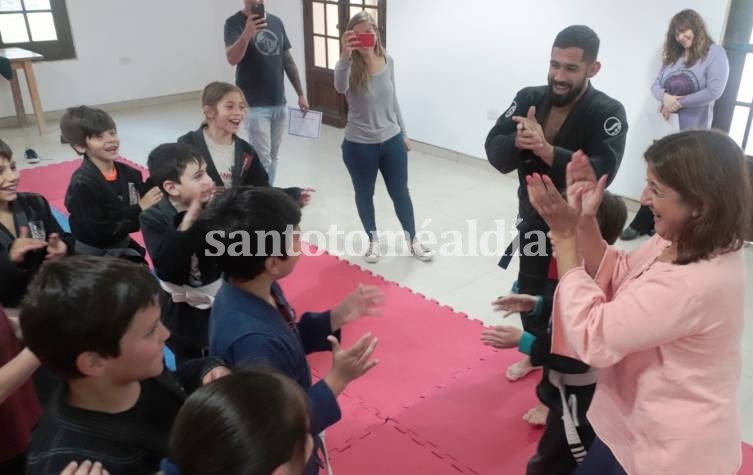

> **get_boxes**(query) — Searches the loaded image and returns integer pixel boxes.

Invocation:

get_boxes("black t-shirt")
[26,377,184,475]
[224,11,291,107]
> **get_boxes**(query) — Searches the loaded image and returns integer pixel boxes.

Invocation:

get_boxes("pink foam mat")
[283,247,546,473]
[283,246,504,416]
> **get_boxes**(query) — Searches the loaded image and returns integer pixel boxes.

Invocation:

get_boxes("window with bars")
[726,29,753,155]
[311,0,381,70]
[0,0,75,61]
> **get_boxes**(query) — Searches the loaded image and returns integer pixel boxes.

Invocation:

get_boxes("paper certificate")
[647,112,680,141]
[288,108,323,139]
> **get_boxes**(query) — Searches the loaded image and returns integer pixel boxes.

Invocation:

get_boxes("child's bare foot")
[505,356,540,381]
[522,403,549,427]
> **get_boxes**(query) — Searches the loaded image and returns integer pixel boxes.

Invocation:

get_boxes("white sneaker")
[364,241,382,263]
[411,238,434,262]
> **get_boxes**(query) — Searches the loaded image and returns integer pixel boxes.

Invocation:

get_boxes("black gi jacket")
[64,158,147,259]
[0,192,74,307]
[485,83,628,232]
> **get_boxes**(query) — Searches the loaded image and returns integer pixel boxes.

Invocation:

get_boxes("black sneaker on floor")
[24,148,40,164]
[620,227,641,241]
[620,227,655,240]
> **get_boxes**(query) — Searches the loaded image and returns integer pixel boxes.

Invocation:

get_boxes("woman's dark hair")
[645,129,752,264]
[169,371,311,475]
[663,9,713,67]
[20,256,159,379]
[596,191,628,245]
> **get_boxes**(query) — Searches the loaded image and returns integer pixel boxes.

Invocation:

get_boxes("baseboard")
[411,140,493,170]
[412,139,643,212]
[0,90,200,129]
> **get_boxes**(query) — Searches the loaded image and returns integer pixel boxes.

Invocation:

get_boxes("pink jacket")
[551,235,744,475]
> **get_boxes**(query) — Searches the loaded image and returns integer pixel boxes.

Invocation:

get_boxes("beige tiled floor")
[6,97,752,444]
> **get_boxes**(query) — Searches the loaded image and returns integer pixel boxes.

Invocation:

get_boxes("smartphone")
[250,3,265,20]
[355,32,375,48]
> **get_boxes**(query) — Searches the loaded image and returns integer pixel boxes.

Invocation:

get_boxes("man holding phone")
[224,0,309,185]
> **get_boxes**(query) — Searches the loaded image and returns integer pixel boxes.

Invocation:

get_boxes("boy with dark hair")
[482,190,628,475]
[200,186,381,474]
[0,138,73,309]
[61,106,163,263]
[20,256,228,475]
[141,143,221,364]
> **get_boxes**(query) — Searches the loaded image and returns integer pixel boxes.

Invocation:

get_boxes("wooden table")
[0,47,46,135]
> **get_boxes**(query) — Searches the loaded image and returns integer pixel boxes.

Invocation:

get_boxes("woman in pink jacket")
[527,129,751,475]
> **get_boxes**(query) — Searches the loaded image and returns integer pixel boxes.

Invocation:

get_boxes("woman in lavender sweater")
[621,9,729,241]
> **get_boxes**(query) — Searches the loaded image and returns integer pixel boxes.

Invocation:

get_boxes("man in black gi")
[485,24,627,386]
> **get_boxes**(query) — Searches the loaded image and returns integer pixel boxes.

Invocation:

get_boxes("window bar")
[21,3,32,43]
[743,100,753,151]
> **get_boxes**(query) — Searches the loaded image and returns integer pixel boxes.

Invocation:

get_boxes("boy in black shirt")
[0,139,73,309]
[141,143,221,365]
[61,106,162,262]
[20,256,227,475]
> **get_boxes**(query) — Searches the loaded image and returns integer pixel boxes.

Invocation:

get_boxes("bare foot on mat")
[505,356,540,381]
[523,403,549,427]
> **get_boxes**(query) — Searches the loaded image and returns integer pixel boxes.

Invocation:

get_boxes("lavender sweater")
[650,43,729,130]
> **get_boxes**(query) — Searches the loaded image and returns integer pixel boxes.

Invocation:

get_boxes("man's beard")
[548,78,586,107]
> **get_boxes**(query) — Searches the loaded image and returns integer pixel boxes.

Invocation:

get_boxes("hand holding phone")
[341,31,360,58]
[244,3,267,36]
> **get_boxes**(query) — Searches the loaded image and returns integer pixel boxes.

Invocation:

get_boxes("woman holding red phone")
[334,11,433,264]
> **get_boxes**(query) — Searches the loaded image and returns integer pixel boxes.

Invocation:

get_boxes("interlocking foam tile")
[742,443,753,474]
[18,160,81,201]
[320,391,391,453]
[326,420,479,475]
[285,248,502,417]
[391,356,541,475]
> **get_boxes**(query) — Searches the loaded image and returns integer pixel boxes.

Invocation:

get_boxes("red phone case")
[356,33,375,48]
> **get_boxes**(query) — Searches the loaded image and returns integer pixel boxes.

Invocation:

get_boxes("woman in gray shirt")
[334,11,433,264]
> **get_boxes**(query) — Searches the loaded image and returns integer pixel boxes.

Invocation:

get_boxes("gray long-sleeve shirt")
[334,54,406,144]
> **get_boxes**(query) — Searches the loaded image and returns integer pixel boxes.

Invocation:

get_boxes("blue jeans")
[342,133,416,241]
[573,437,628,475]
[245,105,287,185]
